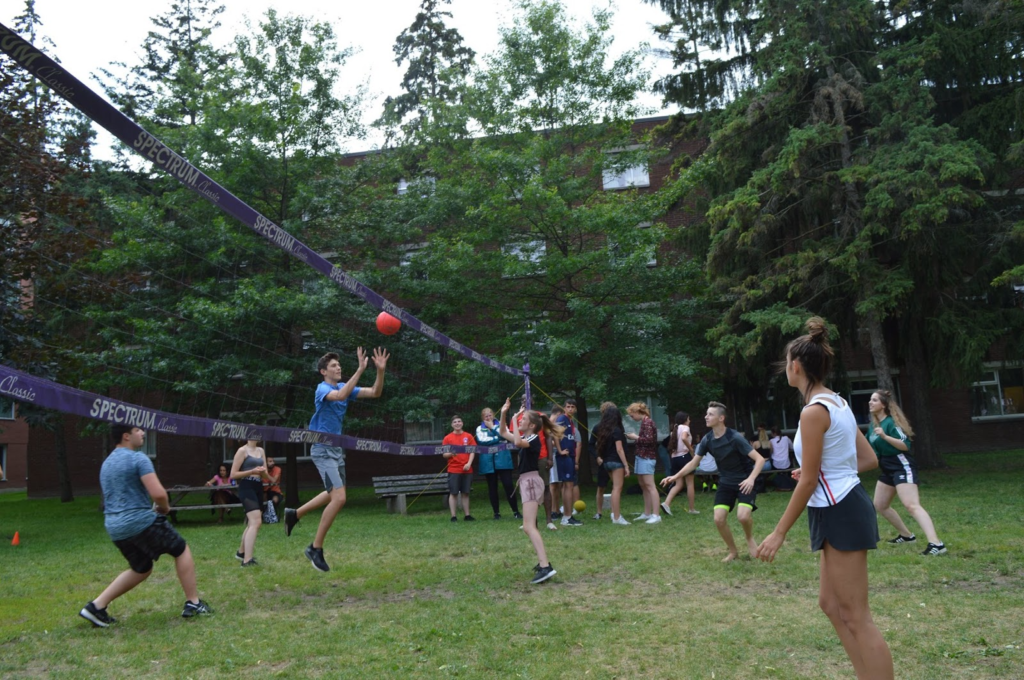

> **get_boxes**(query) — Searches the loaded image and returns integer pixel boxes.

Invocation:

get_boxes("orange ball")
[376,312,402,336]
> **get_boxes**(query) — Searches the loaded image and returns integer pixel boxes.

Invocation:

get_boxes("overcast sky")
[5,0,678,157]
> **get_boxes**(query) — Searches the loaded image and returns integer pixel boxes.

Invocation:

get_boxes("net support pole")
[523,363,532,410]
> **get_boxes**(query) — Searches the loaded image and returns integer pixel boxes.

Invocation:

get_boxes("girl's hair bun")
[806,316,828,343]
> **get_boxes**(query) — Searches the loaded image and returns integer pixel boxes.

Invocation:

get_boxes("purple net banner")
[0,23,521,378]
[0,365,511,457]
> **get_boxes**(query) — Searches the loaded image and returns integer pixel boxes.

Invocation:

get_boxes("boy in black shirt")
[662,402,765,561]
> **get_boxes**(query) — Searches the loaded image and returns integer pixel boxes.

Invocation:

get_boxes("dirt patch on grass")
[296,586,457,611]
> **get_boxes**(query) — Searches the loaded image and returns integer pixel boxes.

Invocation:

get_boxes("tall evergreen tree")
[378,0,476,142]
[646,0,1024,465]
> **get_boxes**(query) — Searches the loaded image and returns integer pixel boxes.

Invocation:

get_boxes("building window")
[602,147,650,190]
[397,177,435,197]
[0,444,6,481]
[972,367,1024,418]
[0,398,13,420]
[502,239,546,277]
[609,223,657,267]
[404,416,447,444]
[399,243,428,280]
[142,432,157,460]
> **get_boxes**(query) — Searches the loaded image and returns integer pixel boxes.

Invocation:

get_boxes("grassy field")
[1,450,1022,679]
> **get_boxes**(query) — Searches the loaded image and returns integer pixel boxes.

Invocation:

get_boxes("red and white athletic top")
[794,393,861,508]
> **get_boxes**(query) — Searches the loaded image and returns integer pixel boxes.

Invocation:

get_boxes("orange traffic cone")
[11,531,19,546]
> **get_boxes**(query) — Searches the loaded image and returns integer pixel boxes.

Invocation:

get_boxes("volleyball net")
[0,22,526,457]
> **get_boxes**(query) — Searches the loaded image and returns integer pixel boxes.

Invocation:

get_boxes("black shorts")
[447,472,472,496]
[808,484,879,552]
[237,478,264,513]
[713,483,757,512]
[670,454,694,476]
[113,514,188,574]
[877,454,918,487]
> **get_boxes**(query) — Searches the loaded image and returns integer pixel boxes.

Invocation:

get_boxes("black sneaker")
[181,600,213,618]
[550,511,563,521]
[305,544,330,572]
[513,512,523,520]
[563,517,583,526]
[450,516,458,523]
[79,601,115,628]
[284,508,299,537]
[235,550,245,561]
[888,534,916,544]
[493,513,501,520]
[531,564,557,584]
[464,515,476,522]
[533,563,542,573]
[921,542,947,556]
[240,558,259,567]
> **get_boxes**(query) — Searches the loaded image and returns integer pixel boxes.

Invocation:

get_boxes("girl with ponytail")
[756,317,893,679]
[868,390,946,555]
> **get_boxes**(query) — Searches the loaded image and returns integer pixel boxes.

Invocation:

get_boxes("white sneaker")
[687,509,700,515]
[560,517,570,526]
[612,515,631,525]
[645,515,662,524]
[546,522,558,531]
[635,513,650,521]
[660,502,673,516]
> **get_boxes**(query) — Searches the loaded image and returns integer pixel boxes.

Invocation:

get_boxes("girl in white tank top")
[794,393,860,507]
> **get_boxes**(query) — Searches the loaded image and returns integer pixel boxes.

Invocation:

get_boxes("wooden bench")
[372,474,450,515]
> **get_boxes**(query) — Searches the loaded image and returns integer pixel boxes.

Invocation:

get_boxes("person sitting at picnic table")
[263,457,283,512]
[204,463,238,522]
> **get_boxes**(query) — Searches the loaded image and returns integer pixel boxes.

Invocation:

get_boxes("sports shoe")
[235,550,245,561]
[593,513,602,521]
[645,515,663,524]
[546,522,558,531]
[635,513,650,521]
[513,512,523,520]
[888,534,916,544]
[464,515,476,522]
[562,517,583,526]
[660,502,673,517]
[921,542,947,556]
[612,515,631,525]
[533,563,542,573]
[305,544,330,572]
[687,509,700,515]
[181,599,213,618]
[240,558,258,567]
[531,564,557,584]
[550,511,563,521]
[284,508,299,536]
[79,601,115,628]
[494,513,502,520]
[450,516,458,523]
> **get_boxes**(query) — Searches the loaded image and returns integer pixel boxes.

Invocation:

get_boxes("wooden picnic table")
[166,485,242,522]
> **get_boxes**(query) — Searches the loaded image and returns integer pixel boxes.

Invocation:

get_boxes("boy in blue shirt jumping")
[285,347,389,572]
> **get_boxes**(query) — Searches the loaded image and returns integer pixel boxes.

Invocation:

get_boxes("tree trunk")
[864,308,896,394]
[575,392,592,485]
[54,420,74,503]
[903,326,945,468]
[285,443,299,509]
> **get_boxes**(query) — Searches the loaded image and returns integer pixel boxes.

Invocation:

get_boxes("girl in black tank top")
[230,439,268,566]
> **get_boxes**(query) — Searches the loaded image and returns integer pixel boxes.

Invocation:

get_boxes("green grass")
[1,450,1022,679]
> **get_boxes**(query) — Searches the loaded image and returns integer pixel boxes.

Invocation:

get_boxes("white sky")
[5,0,678,158]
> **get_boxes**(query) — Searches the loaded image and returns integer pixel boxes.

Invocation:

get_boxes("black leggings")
[485,469,519,515]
